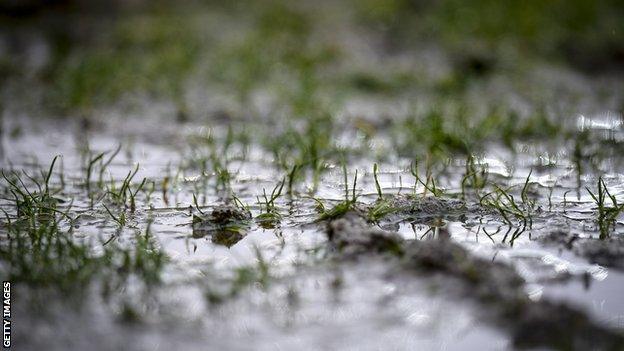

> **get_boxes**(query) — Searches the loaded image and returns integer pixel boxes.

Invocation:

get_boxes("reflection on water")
[3,107,624,349]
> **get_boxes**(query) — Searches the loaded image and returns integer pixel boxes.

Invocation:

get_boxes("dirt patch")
[327,213,624,350]
[327,212,404,257]
[192,205,252,247]
[540,230,624,269]
[387,195,488,223]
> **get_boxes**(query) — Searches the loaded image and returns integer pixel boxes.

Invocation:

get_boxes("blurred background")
[0,0,622,121]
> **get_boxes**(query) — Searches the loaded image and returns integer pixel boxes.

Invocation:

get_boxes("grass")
[48,9,201,113]
[479,171,535,234]
[82,144,124,208]
[0,157,166,294]
[410,161,443,197]
[373,163,383,199]
[109,165,146,213]
[1,156,65,224]
[586,177,624,240]
[367,163,399,223]
[85,151,105,203]
[286,164,302,196]
[461,155,488,200]
[185,126,243,196]
[317,163,360,221]
[256,178,285,228]
[103,203,126,228]
[264,111,337,191]
[367,200,398,224]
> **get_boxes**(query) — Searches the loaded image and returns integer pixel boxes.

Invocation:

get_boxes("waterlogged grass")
[0,156,166,294]
[255,178,285,228]
[367,163,398,223]
[48,10,201,113]
[0,141,619,297]
[1,1,624,348]
[354,0,624,71]
[480,171,535,230]
[317,164,360,221]
[587,177,624,240]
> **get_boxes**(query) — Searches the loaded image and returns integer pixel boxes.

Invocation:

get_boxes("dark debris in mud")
[192,205,252,247]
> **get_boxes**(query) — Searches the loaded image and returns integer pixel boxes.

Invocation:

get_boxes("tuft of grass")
[586,177,624,240]
[410,161,443,197]
[100,164,148,228]
[367,163,398,223]
[0,156,166,293]
[186,126,239,194]
[106,164,142,207]
[102,203,126,228]
[317,163,359,221]
[1,156,65,225]
[461,154,488,199]
[256,178,285,228]
[264,111,336,191]
[479,170,535,236]
[83,145,124,208]
[367,200,398,224]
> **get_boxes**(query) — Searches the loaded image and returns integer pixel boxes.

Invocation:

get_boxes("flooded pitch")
[1,1,624,350]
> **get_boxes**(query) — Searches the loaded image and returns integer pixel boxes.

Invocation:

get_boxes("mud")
[327,211,404,257]
[387,195,487,223]
[540,230,624,270]
[192,204,252,247]
[327,212,624,350]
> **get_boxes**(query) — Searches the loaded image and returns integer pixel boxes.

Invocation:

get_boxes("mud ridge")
[327,212,624,350]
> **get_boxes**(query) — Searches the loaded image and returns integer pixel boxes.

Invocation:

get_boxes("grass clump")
[461,155,488,200]
[410,161,444,197]
[104,164,146,213]
[317,164,359,221]
[367,163,398,223]
[185,126,242,195]
[586,177,624,240]
[479,171,535,243]
[1,156,65,225]
[256,178,285,229]
[0,157,166,293]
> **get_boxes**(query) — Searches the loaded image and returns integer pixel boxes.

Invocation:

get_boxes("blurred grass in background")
[0,0,622,115]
